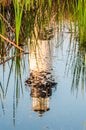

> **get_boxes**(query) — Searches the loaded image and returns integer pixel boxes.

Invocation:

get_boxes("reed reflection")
[0,82,5,115]
[65,38,86,94]
[0,52,27,125]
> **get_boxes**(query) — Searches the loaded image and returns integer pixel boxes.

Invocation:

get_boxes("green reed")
[9,0,55,45]
[13,0,25,45]
[1,0,86,45]
[0,13,5,59]
[65,0,86,45]
[77,0,86,44]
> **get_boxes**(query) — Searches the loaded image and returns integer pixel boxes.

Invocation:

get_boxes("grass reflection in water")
[65,36,86,95]
[0,0,86,128]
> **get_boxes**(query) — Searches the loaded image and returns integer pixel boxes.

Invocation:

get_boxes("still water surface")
[0,29,86,130]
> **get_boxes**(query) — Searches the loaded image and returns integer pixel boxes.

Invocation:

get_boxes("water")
[0,25,86,130]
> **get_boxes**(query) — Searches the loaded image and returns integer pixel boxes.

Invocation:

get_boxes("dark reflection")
[25,70,57,116]
[30,86,51,117]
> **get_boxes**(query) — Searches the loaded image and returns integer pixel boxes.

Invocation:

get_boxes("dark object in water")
[25,70,57,88]
[25,70,57,116]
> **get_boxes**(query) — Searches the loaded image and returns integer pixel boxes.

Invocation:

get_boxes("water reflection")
[0,2,58,125]
[0,81,5,115]
[65,37,86,94]
[25,36,57,116]
[31,85,51,116]
[0,52,27,125]
[0,1,86,129]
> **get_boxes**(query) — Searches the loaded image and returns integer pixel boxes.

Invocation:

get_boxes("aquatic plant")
[13,0,25,45]
[77,0,86,45]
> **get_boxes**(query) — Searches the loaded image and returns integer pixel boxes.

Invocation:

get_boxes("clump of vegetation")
[0,0,86,46]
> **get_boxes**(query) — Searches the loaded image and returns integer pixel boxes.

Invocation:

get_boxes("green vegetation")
[0,0,86,46]
[0,0,86,124]
[77,0,86,45]
[0,0,86,45]
[13,0,25,45]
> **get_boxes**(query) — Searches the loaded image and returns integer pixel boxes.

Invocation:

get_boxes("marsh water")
[0,2,86,130]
